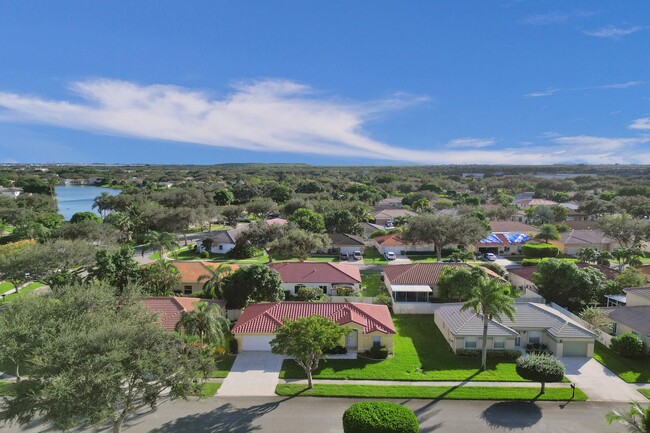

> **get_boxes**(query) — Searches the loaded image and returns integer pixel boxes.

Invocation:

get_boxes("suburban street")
[0,396,628,433]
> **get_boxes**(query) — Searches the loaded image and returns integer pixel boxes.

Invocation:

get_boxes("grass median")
[276,383,587,401]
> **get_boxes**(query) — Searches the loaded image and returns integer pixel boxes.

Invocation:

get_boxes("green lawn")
[408,256,440,263]
[0,281,14,295]
[638,389,650,398]
[2,282,43,303]
[362,248,388,265]
[210,354,237,378]
[593,342,650,383]
[0,381,15,396]
[193,382,221,397]
[360,271,383,297]
[276,384,587,401]
[280,315,527,381]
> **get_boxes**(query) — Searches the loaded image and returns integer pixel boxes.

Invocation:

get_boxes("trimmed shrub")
[325,345,348,355]
[365,345,389,360]
[296,286,323,301]
[228,338,238,354]
[610,333,647,359]
[516,353,564,393]
[456,349,521,360]
[199,250,210,259]
[336,286,356,296]
[521,257,578,267]
[522,244,559,258]
[342,402,419,433]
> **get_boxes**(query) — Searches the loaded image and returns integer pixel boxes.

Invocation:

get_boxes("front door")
[345,330,358,348]
[515,336,521,347]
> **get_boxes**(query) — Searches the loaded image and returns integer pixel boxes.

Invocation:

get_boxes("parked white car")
[483,253,497,261]
[352,251,363,260]
[385,252,396,261]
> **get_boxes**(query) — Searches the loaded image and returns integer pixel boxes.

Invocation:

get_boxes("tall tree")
[221,265,285,309]
[175,302,229,346]
[141,230,179,259]
[138,260,181,296]
[324,209,363,235]
[534,224,561,243]
[404,214,488,261]
[92,191,113,219]
[198,263,232,298]
[598,214,650,248]
[267,228,331,261]
[270,315,348,389]
[91,245,140,291]
[610,247,644,271]
[289,208,326,233]
[461,276,515,371]
[437,266,486,301]
[532,259,605,311]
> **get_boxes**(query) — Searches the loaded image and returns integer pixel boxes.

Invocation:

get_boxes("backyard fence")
[328,296,377,303]
[227,309,242,321]
[392,303,438,314]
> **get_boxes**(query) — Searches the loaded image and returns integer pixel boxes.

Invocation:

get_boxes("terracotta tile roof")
[516,198,559,208]
[142,297,226,331]
[509,263,620,282]
[384,263,500,286]
[268,261,361,284]
[265,218,288,226]
[170,261,239,283]
[374,233,411,246]
[489,221,537,233]
[231,302,395,335]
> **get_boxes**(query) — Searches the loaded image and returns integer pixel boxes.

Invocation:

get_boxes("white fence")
[392,303,438,314]
[226,309,242,321]
[328,296,377,303]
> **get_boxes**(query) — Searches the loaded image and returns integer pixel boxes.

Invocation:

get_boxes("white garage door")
[563,341,588,357]
[241,335,274,351]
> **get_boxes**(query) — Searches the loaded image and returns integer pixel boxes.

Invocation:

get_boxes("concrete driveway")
[217,352,284,397]
[560,357,648,402]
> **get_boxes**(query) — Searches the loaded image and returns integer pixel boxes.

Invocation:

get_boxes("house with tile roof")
[434,302,597,357]
[231,301,395,352]
[473,232,532,256]
[549,229,620,255]
[169,261,239,295]
[383,262,502,303]
[600,287,650,351]
[142,297,226,331]
[515,198,559,209]
[508,263,620,293]
[372,233,436,256]
[268,261,362,297]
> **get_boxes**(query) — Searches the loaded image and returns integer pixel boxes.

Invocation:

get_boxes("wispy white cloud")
[524,81,644,98]
[584,25,643,39]
[445,138,495,148]
[521,10,595,26]
[629,117,650,130]
[0,78,649,165]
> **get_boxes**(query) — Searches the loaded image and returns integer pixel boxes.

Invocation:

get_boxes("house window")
[320,285,328,294]
[284,290,291,299]
[493,338,506,350]
[183,285,193,295]
[372,336,381,348]
[528,331,541,345]
[464,337,477,349]
[218,245,223,251]
[504,247,510,253]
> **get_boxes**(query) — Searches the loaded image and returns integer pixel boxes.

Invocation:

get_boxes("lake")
[55,185,120,221]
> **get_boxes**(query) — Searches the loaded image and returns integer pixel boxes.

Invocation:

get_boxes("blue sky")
[0,1,649,165]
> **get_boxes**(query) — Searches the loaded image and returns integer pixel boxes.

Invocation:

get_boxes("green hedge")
[521,257,578,267]
[342,402,419,433]
[456,349,521,360]
[522,244,559,258]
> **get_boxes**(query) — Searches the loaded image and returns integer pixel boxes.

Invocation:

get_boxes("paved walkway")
[218,351,284,397]
[560,357,649,402]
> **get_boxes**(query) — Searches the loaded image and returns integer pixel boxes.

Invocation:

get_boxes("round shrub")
[516,353,564,393]
[610,333,646,359]
[342,402,419,433]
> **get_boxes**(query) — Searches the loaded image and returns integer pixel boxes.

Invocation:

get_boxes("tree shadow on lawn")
[481,401,542,430]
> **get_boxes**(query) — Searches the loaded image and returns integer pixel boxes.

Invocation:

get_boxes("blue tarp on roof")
[479,232,530,244]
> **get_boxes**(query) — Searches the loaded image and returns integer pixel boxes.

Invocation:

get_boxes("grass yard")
[638,389,650,398]
[3,282,43,303]
[593,342,650,383]
[0,281,14,295]
[408,256,440,263]
[362,248,388,265]
[276,384,587,401]
[280,315,526,382]
[0,381,15,396]
[193,382,221,397]
[210,354,237,378]
[360,271,383,297]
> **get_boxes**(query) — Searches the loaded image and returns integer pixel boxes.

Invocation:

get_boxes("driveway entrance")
[217,352,284,397]
[560,357,648,402]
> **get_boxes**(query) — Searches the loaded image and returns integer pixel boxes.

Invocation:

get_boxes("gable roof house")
[372,233,436,256]
[169,260,239,295]
[0,187,23,198]
[268,261,362,297]
[142,297,227,331]
[231,301,396,353]
[515,198,559,209]
[600,287,650,351]
[383,262,501,303]
[327,233,367,254]
[549,230,620,255]
[435,302,597,357]
[372,209,418,226]
[198,225,248,254]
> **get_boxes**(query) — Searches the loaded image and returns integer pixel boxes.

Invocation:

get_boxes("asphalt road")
[0,396,627,433]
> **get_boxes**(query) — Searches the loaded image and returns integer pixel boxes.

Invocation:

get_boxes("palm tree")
[175,302,229,346]
[577,247,598,264]
[141,230,179,259]
[534,224,560,244]
[92,192,112,219]
[606,402,650,433]
[461,276,516,371]
[198,263,232,299]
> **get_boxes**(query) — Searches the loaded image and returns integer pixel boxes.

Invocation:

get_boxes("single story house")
[265,218,288,226]
[515,198,559,209]
[231,301,396,352]
[372,208,418,226]
[198,225,248,254]
[435,302,597,357]
[372,233,436,256]
[383,262,502,303]
[327,233,366,254]
[488,221,537,234]
[0,187,23,198]
[169,260,239,295]
[549,230,620,255]
[361,222,385,239]
[142,297,227,331]
[601,287,650,350]
[375,197,404,209]
[509,263,619,292]
[473,232,532,256]
[268,261,362,297]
